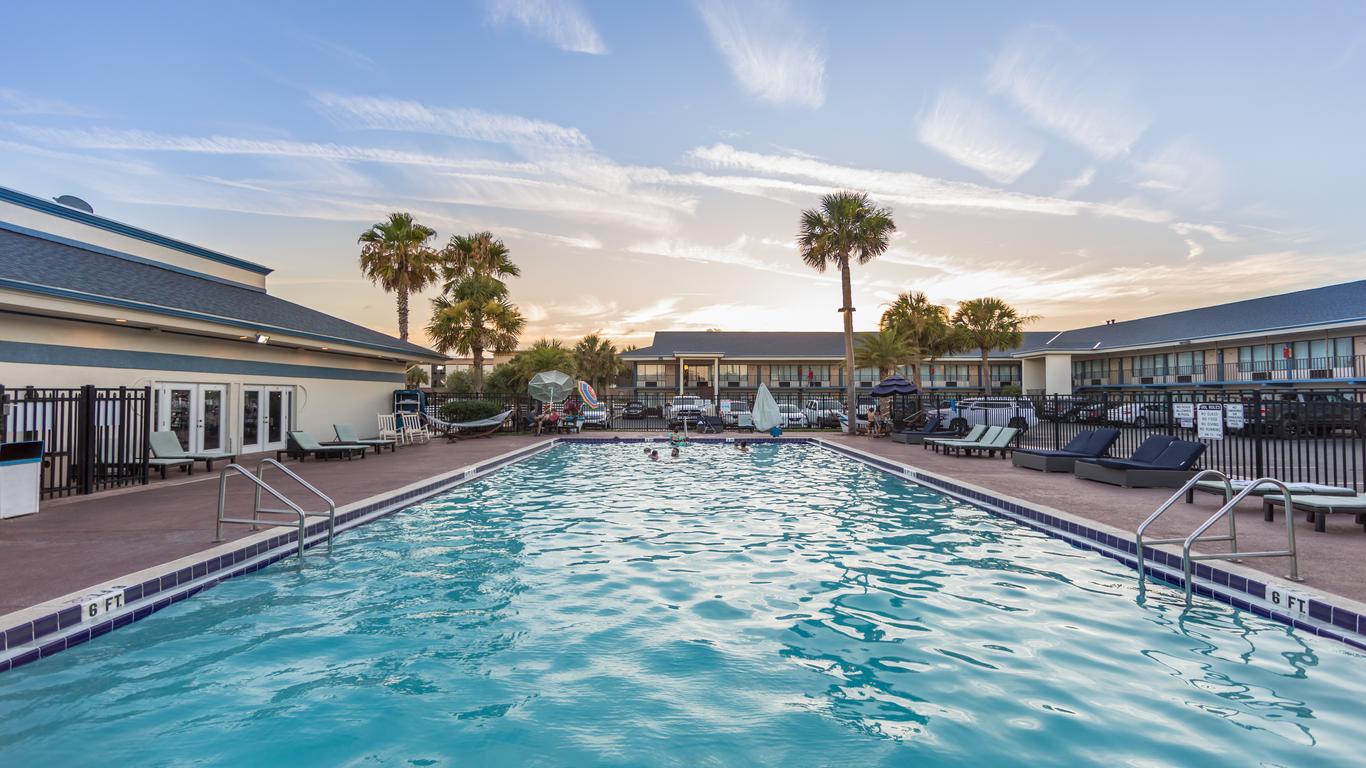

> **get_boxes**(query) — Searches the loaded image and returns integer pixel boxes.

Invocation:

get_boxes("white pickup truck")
[667,396,708,426]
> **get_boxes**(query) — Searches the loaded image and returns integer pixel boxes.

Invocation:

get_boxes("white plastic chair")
[379,413,406,445]
[402,412,430,444]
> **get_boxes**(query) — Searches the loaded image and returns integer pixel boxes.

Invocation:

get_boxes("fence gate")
[0,385,152,498]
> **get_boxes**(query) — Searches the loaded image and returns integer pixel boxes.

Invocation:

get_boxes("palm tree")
[880,291,966,388]
[358,212,440,341]
[855,328,912,379]
[426,276,526,394]
[440,231,520,290]
[505,339,576,393]
[797,191,897,431]
[951,297,1038,395]
[573,333,625,392]
[405,364,430,388]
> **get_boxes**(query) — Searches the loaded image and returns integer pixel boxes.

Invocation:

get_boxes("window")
[804,365,832,385]
[682,364,711,386]
[1174,350,1205,375]
[1072,359,1106,381]
[719,364,748,384]
[1132,354,1169,377]
[928,364,971,383]
[637,364,666,386]
[1239,337,1354,373]
[990,364,1019,384]
[855,367,880,383]
[769,365,800,384]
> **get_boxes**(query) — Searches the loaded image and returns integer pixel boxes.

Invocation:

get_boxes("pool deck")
[3,431,1365,622]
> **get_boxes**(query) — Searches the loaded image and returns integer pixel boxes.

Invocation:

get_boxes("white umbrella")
[528,370,575,403]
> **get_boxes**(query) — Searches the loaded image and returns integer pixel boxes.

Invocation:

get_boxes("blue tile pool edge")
[813,437,1366,653]
[0,439,559,674]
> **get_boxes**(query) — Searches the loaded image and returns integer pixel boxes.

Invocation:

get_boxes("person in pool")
[649,449,660,460]
[670,446,680,457]
[737,440,749,453]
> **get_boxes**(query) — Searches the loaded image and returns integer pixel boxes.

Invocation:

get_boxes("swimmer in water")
[737,441,749,453]
[671,446,680,457]
[650,449,660,460]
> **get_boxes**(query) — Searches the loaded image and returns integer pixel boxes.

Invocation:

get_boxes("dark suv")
[1259,392,1366,437]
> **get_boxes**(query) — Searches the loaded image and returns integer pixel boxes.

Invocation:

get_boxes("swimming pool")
[0,442,1361,765]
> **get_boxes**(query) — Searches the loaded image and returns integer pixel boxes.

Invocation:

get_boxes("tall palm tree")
[797,191,897,431]
[426,275,526,394]
[441,231,520,290]
[951,297,1038,395]
[507,339,576,394]
[855,328,912,379]
[358,212,440,341]
[573,333,625,392]
[880,291,966,388]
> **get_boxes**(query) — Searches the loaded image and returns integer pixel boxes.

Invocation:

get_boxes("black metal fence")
[0,385,152,498]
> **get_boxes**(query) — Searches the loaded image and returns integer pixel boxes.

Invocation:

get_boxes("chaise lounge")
[149,430,237,476]
[1073,435,1205,488]
[1183,478,1355,504]
[924,423,987,451]
[278,430,367,462]
[940,426,1019,457]
[333,423,399,453]
[1012,428,1120,473]
[1261,493,1366,532]
[890,416,956,444]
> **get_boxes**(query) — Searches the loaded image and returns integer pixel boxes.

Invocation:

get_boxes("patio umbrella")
[528,370,575,403]
[871,374,917,396]
[578,381,602,409]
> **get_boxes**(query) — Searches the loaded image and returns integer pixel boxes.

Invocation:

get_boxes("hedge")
[438,399,507,422]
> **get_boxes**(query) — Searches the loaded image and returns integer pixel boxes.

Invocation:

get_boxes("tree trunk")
[981,347,991,395]
[473,345,485,394]
[397,289,410,341]
[909,354,924,389]
[840,261,859,435]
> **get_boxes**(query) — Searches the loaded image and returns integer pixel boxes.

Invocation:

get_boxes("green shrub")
[998,384,1023,396]
[439,399,505,422]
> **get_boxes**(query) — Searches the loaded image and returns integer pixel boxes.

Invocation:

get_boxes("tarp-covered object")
[752,384,783,433]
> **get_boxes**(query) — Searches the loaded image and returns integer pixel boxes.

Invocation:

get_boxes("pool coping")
[3,434,1363,675]
[0,439,558,673]
[813,437,1366,653]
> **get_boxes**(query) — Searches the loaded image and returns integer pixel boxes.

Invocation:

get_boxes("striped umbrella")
[578,381,602,409]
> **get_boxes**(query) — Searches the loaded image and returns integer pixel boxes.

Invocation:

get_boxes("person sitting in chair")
[534,404,559,435]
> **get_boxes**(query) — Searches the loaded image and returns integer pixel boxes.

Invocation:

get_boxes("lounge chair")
[333,423,398,453]
[1073,436,1204,488]
[149,430,237,475]
[890,417,955,444]
[378,414,406,445]
[1012,428,1120,473]
[1261,493,1366,532]
[278,431,367,462]
[148,455,194,479]
[925,423,987,451]
[1184,479,1355,504]
[942,426,1019,458]
[435,409,514,441]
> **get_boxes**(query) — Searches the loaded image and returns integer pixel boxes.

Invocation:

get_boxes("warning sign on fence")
[1224,403,1245,431]
[1197,403,1225,440]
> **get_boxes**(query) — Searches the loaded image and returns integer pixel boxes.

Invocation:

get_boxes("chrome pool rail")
[1180,478,1301,605]
[1137,470,1237,582]
[214,460,336,561]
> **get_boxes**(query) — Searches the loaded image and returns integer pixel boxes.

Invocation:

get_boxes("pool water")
[1,443,1362,766]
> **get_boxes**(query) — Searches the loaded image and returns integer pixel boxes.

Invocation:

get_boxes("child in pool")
[670,446,680,457]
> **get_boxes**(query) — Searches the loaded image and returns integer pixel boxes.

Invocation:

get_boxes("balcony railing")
[1073,355,1366,388]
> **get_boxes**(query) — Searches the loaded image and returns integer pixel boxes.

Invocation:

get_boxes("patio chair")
[278,431,367,462]
[333,423,399,453]
[945,426,1019,458]
[1073,436,1204,488]
[1184,479,1355,505]
[1261,492,1366,532]
[401,413,431,444]
[148,455,194,479]
[441,409,514,441]
[1012,428,1120,473]
[378,413,406,445]
[149,430,237,474]
[924,423,987,451]
[697,415,726,434]
[891,416,955,444]
[736,413,756,432]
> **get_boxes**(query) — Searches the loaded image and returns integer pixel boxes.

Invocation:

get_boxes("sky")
[3,1,1366,350]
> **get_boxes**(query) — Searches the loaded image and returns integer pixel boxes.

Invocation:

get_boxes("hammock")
[421,409,514,440]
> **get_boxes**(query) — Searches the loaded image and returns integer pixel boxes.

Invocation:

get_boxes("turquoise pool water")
[1,442,1362,765]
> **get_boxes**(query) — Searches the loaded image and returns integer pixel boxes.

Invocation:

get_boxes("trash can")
[0,440,43,519]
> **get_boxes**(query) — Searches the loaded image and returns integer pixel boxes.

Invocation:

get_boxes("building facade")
[0,186,443,456]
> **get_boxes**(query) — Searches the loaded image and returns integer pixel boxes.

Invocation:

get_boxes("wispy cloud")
[1171,221,1240,243]
[626,234,828,282]
[696,0,825,108]
[487,0,606,55]
[916,90,1043,184]
[988,25,1148,157]
[0,88,91,118]
[314,93,590,148]
[1133,137,1223,209]
[1057,166,1095,197]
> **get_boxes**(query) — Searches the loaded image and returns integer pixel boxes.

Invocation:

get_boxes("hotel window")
[683,364,711,386]
[636,364,666,386]
[990,364,1019,384]
[1132,354,1169,377]
[1073,359,1106,381]
[769,364,801,385]
[855,367,880,384]
[931,364,971,383]
[1174,350,1205,376]
[719,364,749,385]
[802,365,832,385]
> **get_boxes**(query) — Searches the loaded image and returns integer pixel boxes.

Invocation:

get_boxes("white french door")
[156,384,228,454]
[241,385,293,454]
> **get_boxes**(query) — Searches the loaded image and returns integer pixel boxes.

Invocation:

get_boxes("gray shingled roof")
[1021,280,1366,353]
[623,331,1055,360]
[0,228,440,359]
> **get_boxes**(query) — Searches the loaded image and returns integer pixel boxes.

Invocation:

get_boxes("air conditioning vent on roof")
[53,194,94,214]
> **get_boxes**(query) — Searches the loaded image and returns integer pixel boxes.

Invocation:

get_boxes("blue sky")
[4,1,1365,347]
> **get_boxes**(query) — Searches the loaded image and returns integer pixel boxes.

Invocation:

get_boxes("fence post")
[1165,390,1175,437]
[77,384,96,495]
[1252,389,1265,479]
[141,385,152,485]
[1052,394,1060,450]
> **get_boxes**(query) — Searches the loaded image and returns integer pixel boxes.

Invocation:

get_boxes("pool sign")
[1268,586,1309,616]
[82,588,125,622]
[1172,402,1195,428]
[1196,404,1224,440]
[1224,403,1245,430]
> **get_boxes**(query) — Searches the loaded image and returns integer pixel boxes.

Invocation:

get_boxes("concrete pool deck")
[2,431,1364,621]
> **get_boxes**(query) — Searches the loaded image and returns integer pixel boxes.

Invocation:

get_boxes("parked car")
[1038,397,1104,423]
[621,400,647,419]
[777,403,808,428]
[668,396,706,427]
[932,398,1038,434]
[802,398,847,428]
[723,400,752,426]
[580,406,609,429]
[1259,391,1366,437]
[1105,402,1173,428]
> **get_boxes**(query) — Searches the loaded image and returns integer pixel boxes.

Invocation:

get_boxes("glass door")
[242,385,292,453]
[157,383,229,453]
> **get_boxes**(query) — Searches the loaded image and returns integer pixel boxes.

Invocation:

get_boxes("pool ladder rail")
[215,458,337,561]
[1137,470,1301,606]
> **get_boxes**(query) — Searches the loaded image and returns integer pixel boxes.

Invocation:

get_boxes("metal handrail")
[1136,470,1236,580]
[214,463,332,561]
[253,458,336,550]
[1181,478,1301,604]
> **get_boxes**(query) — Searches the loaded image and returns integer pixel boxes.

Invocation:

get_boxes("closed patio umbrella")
[528,370,575,403]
